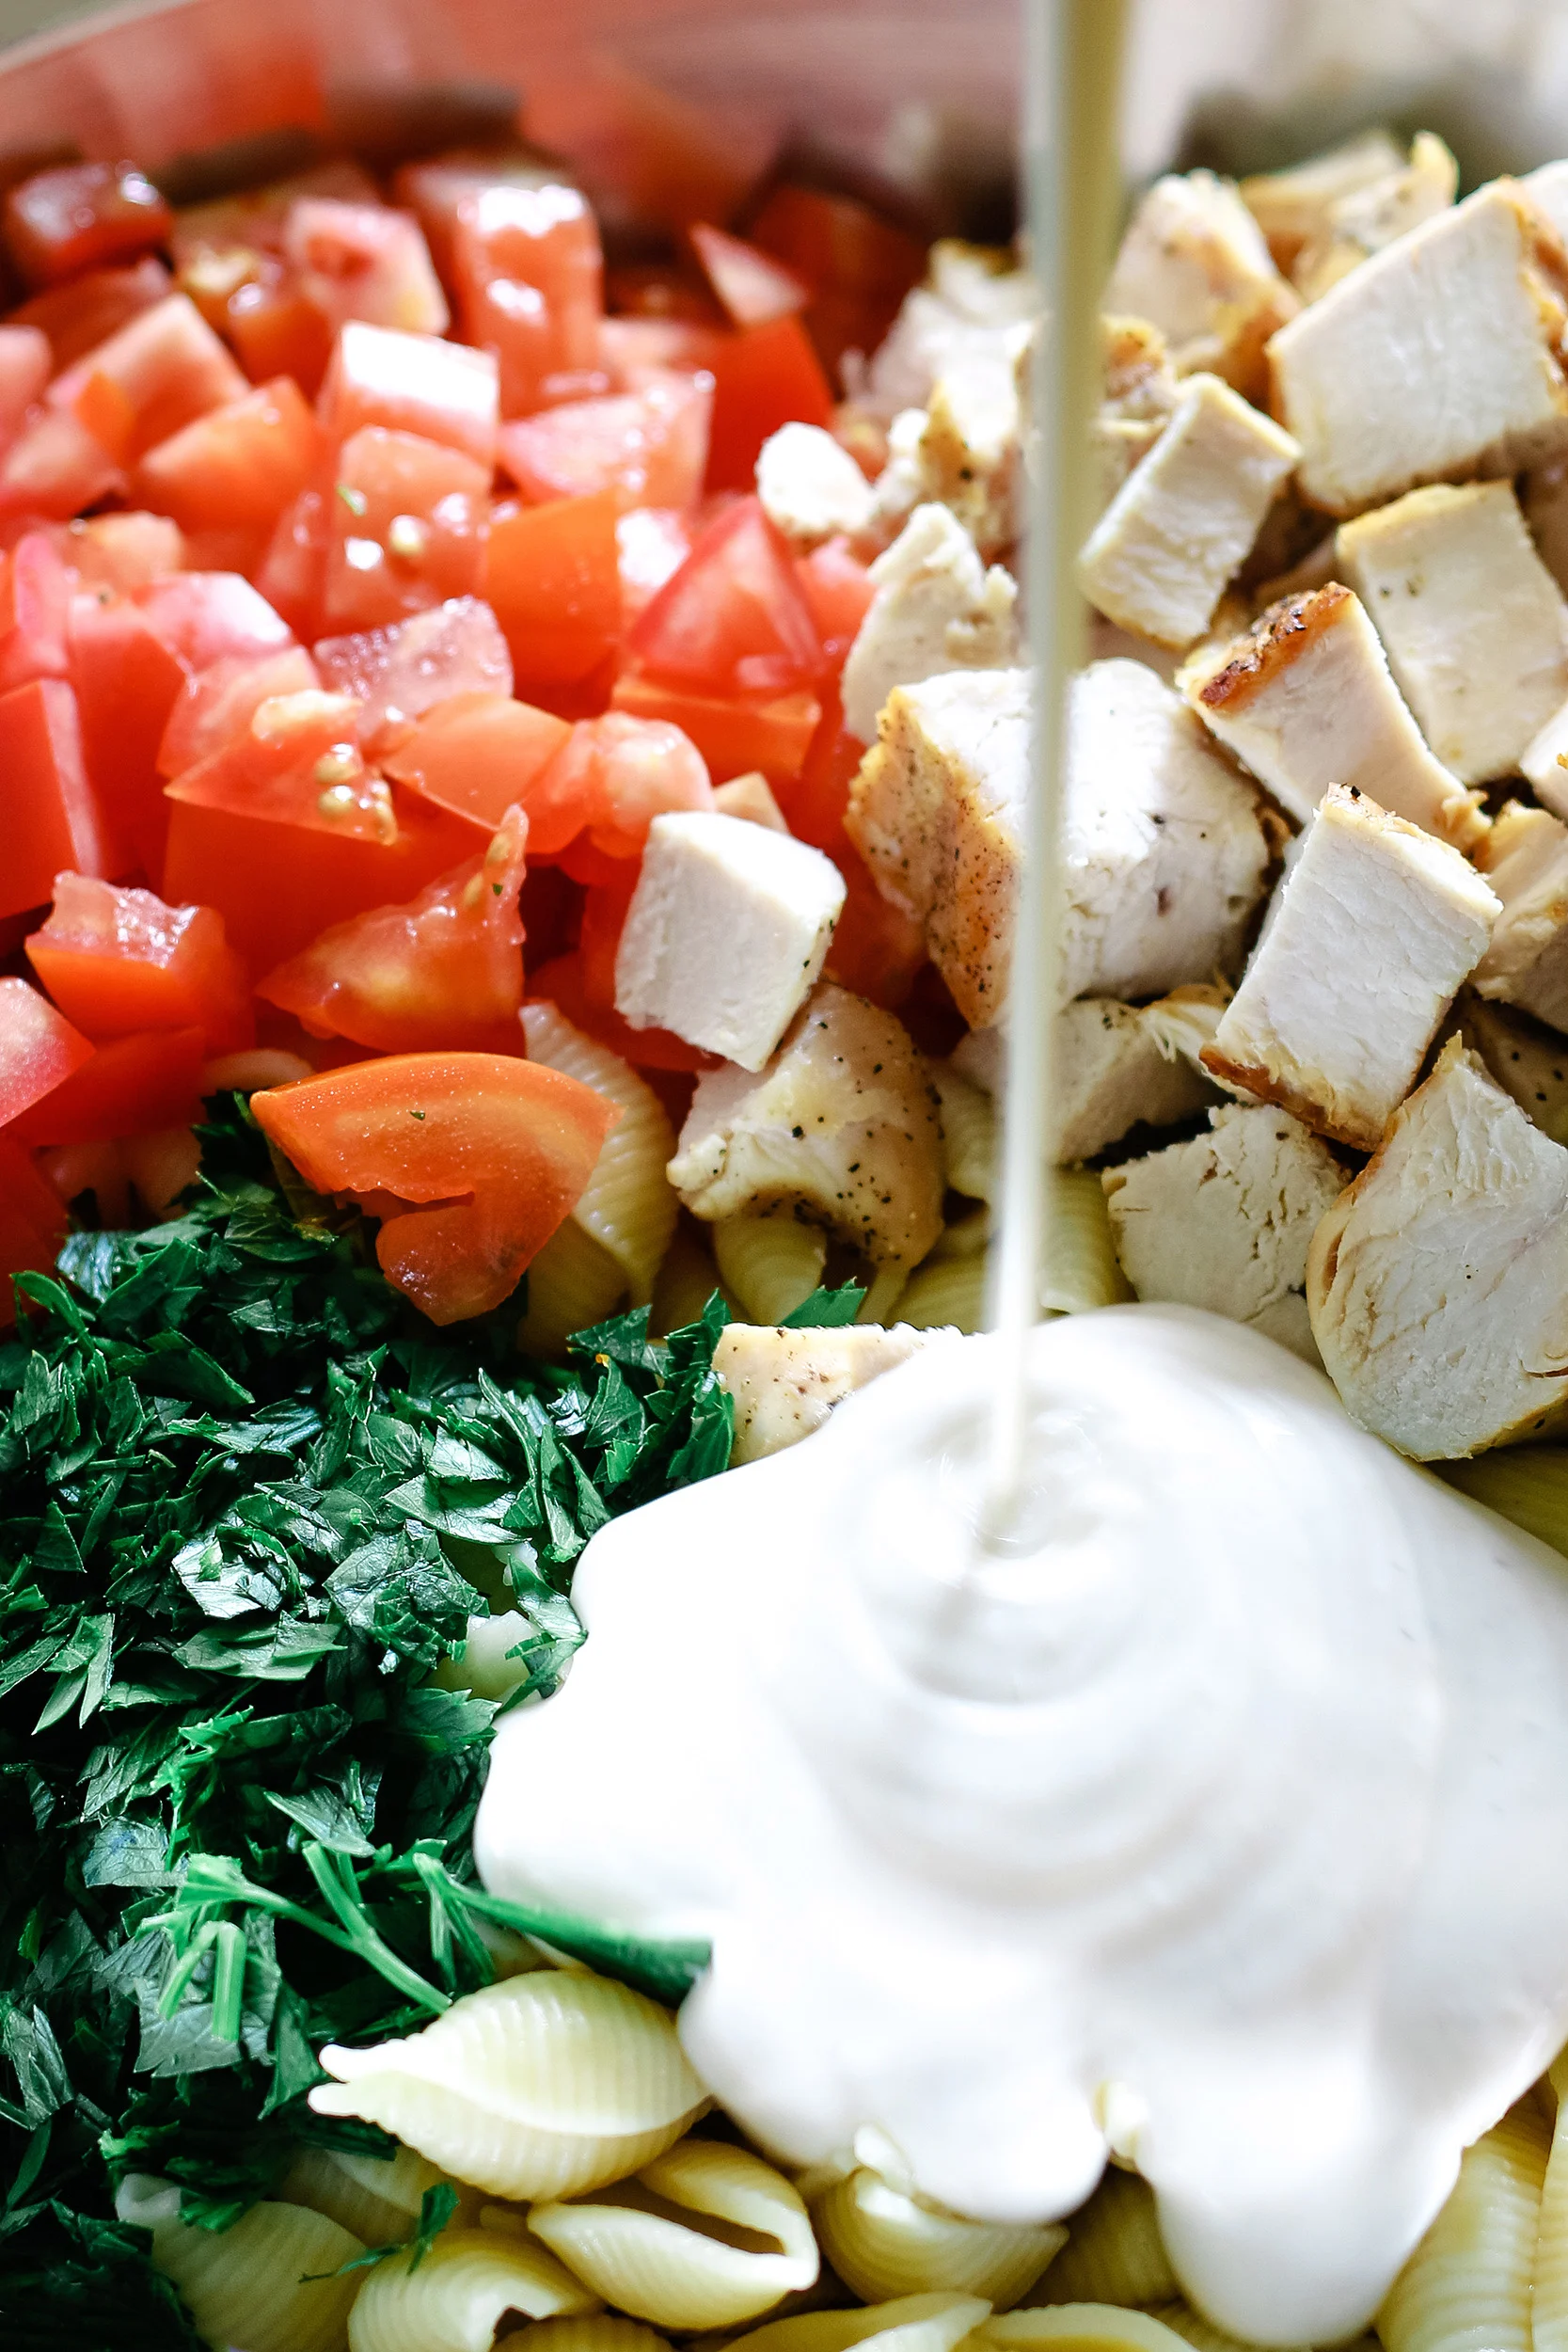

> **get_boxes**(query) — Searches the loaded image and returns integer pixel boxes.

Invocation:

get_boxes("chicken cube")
[918,340,1025,559]
[1202,783,1498,1150]
[1307,1037,1568,1456]
[1472,801,1568,1033]
[667,982,945,1276]
[848,659,1268,1028]
[1180,583,1486,849]
[615,811,846,1073]
[1462,994,1568,1147]
[861,406,928,548]
[1103,169,1299,402]
[839,501,1018,744]
[1093,314,1182,508]
[711,771,789,831]
[1521,698,1568,818]
[755,421,875,548]
[1291,132,1458,304]
[716,1321,955,1466]
[1078,373,1300,648]
[856,240,1037,420]
[1268,181,1568,515]
[1053,994,1218,1161]
[1335,482,1568,784]
[1102,1101,1344,1361]
[1240,130,1407,276]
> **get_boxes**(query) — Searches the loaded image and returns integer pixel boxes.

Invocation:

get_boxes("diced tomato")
[0,975,94,1125]
[254,481,330,640]
[48,294,248,468]
[318,427,489,636]
[746,184,926,374]
[603,262,724,324]
[483,487,622,697]
[776,689,865,849]
[616,506,692,626]
[318,321,499,468]
[0,326,49,446]
[133,375,321,563]
[163,786,478,973]
[392,150,571,289]
[451,182,604,419]
[250,1050,617,1323]
[795,535,876,667]
[498,371,711,510]
[62,511,186,592]
[628,495,822,695]
[381,690,570,837]
[166,688,388,838]
[525,56,767,238]
[705,314,835,493]
[313,596,513,752]
[0,678,117,914]
[8,255,172,372]
[0,532,71,692]
[279,197,449,340]
[169,162,382,271]
[528,946,712,1074]
[69,592,189,872]
[688,223,810,327]
[26,871,252,1051]
[7,1025,206,1145]
[0,1136,68,1325]
[4,162,172,291]
[610,666,821,784]
[134,570,293,672]
[157,645,318,780]
[222,262,335,399]
[258,804,528,1054]
[599,315,730,390]
[0,406,124,522]
[774,694,925,1008]
[528,711,713,861]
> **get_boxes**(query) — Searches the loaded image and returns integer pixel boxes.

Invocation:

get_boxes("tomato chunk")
[795,535,876,667]
[133,375,321,561]
[483,487,621,697]
[0,678,117,914]
[616,506,692,626]
[529,711,713,861]
[222,263,337,399]
[610,667,821,784]
[8,255,171,371]
[628,495,822,696]
[49,293,249,467]
[281,198,449,338]
[688,223,810,327]
[62,511,186,592]
[27,872,252,1051]
[254,481,331,640]
[0,326,49,446]
[705,314,834,492]
[0,405,124,522]
[380,690,569,837]
[526,944,712,1075]
[133,570,293,671]
[69,592,189,872]
[250,1051,618,1323]
[322,426,489,635]
[498,372,711,510]
[157,644,319,781]
[393,150,574,286]
[452,182,603,417]
[0,532,71,693]
[257,804,527,1053]
[166,688,389,840]
[5,161,172,290]
[0,976,93,1125]
[746,184,925,374]
[313,596,513,752]
[318,321,499,468]
[0,1136,68,1327]
[7,1025,206,1145]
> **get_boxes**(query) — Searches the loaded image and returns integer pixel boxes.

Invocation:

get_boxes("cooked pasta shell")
[348,2227,599,2352]
[118,2173,363,2352]
[1378,2101,1549,2352]
[1148,2303,1311,2352]
[513,2320,672,2352]
[898,1250,987,1332]
[730,2288,991,2352]
[1440,1447,1568,1563]
[1039,1170,1132,1316]
[1027,2170,1175,2309]
[309,1970,709,2201]
[813,2167,1064,2308]
[522,1003,677,1303]
[283,2141,471,2249]
[650,1222,735,1335]
[714,1215,828,1326]
[531,2137,819,2328]
[518,1219,629,1358]
[1541,2062,1568,2352]
[979,2307,1195,2352]
[933,1064,996,1203]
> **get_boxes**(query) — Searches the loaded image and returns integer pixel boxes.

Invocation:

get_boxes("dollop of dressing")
[475,1307,1568,2345]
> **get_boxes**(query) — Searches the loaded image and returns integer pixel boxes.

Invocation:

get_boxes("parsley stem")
[301,1842,450,2015]
[211,1920,245,2043]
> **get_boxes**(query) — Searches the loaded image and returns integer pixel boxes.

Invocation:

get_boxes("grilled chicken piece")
[1268,182,1568,516]
[840,502,1017,744]
[1078,373,1299,648]
[1093,314,1181,508]
[1335,482,1568,784]
[1179,584,1487,850]
[1240,130,1406,277]
[855,240,1037,421]
[667,982,945,1278]
[1472,802,1568,1033]
[1462,994,1568,1147]
[755,421,876,549]
[1103,169,1298,403]
[1052,994,1219,1162]
[1308,1038,1568,1457]
[918,338,1025,560]
[1203,784,1499,1150]
[716,1322,954,1466]
[1291,132,1458,303]
[1103,1102,1344,1363]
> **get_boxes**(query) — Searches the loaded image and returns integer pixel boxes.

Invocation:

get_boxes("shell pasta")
[1376,2103,1549,2352]
[714,1214,829,1325]
[346,2226,599,2352]
[811,2165,1066,2307]
[1031,2170,1177,2310]
[520,1004,678,1307]
[117,2174,365,2352]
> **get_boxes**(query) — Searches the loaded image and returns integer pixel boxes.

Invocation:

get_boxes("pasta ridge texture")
[729,2287,994,2352]
[715,1214,829,1325]
[118,2174,364,2352]
[1030,2171,1177,2310]
[347,2225,600,2352]
[1377,2102,1549,2352]
[522,1002,677,1303]
[981,2306,1198,2352]
[283,2140,465,2249]
[812,2164,1065,2307]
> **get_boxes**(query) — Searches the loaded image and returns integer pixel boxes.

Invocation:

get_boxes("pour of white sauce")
[474,1306,1568,2346]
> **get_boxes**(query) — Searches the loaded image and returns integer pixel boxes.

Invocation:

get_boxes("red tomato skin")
[483,488,622,697]
[0,532,71,694]
[49,293,249,467]
[26,872,252,1052]
[0,975,94,1126]
[222,262,337,399]
[381,691,570,838]
[527,949,713,1073]
[0,1177,67,1326]
[745,184,926,375]
[775,694,926,1009]
[452,183,603,418]
[795,536,876,667]
[314,596,514,755]
[318,320,499,469]
[256,804,528,1054]
[59,511,186,593]
[393,151,578,290]
[599,315,730,389]
[7,1025,206,1145]
[165,689,388,841]
[0,405,124,523]
[497,373,711,510]
[610,668,820,785]
[249,1050,618,1323]
[627,495,822,697]
[687,223,810,327]
[69,592,190,874]
[0,326,49,447]
[281,198,449,339]
[0,678,118,915]
[156,644,319,782]
[254,482,330,641]
[5,162,173,291]
[321,426,490,635]
[133,570,293,672]
[704,314,835,493]
[8,255,172,371]
[133,375,322,548]
[530,710,714,861]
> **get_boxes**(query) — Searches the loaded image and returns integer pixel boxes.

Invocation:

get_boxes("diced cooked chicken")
[1522,157,1568,248]
[863,407,928,547]
[1526,460,1568,599]
[1093,314,1182,508]
[1462,993,1568,1146]
[839,502,1018,744]
[667,982,945,1276]
[716,1321,955,1466]
[1334,482,1568,784]
[1052,995,1218,1161]
[918,339,1026,560]
[854,240,1037,421]
[1139,979,1230,1069]
[1291,132,1458,304]
[1202,784,1498,1150]
[1307,1037,1568,1457]
[1103,170,1299,402]
[1078,373,1299,648]
[755,421,876,548]
[1102,1102,1344,1362]
[846,660,1269,1027]
[1472,801,1568,1033]
[1179,584,1486,849]
[1521,699,1568,818]
[615,812,845,1073]
[1268,181,1568,516]
[711,771,788,830]
[1239,130,1406,277]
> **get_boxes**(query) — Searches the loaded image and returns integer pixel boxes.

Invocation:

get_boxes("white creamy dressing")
[475,1306,1568,2346]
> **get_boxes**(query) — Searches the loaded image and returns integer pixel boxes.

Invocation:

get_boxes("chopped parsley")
[0,1098,732,2343]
